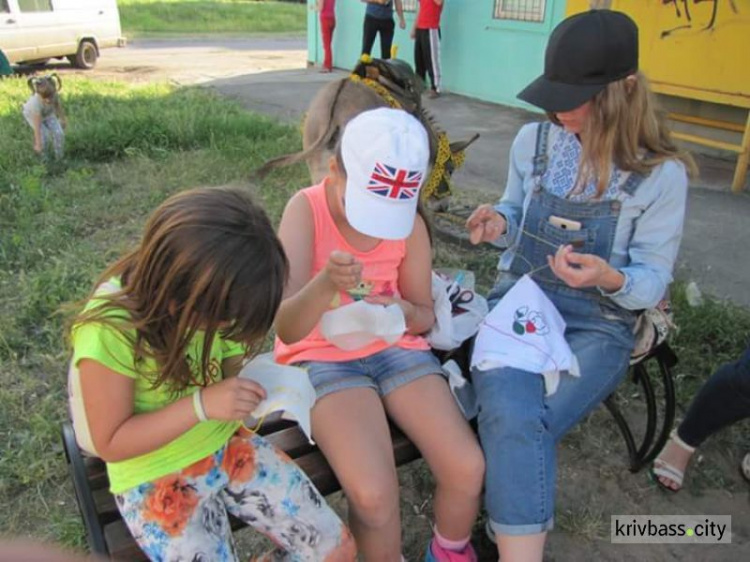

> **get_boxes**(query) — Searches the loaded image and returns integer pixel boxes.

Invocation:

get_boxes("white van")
[0,0,125,69]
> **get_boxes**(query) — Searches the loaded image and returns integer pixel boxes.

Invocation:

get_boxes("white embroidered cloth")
[471,275,580,395]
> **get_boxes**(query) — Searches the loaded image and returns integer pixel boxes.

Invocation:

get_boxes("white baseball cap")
[341,108,430,240]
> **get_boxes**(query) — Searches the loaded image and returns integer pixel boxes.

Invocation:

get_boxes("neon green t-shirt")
[69,279,246,494]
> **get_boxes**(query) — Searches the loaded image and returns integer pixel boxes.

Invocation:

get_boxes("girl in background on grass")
[23,75,66,160]
[68,187,356,562]
[275,108,484,562]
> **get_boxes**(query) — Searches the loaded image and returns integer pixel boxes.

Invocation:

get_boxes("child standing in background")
[23,75,66,160]
[317,0,337,73]
[412,0,444,98]
[362,0,406,60]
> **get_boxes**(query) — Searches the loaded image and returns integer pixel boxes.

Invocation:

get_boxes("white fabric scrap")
[239,353,317,443]
[320,300,405,351]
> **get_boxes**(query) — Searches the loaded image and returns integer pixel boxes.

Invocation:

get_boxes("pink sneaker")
[424,538,478,562]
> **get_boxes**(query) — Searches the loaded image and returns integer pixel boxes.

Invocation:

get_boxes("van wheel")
[73,41,98,70]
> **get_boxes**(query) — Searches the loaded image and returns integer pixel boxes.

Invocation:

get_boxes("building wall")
[307,1,748,158]
[568,0,750,109]
[307,0,566,110]
[567,0,750,157]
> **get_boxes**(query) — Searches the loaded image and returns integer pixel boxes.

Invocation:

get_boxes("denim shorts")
[297,347,444,399]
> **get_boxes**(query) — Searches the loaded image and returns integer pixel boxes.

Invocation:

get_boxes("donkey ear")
[27,77,36,92]
[51,73,62,92]
[449,133,481,154]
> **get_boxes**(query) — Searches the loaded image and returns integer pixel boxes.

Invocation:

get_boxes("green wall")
[307,0,566,110]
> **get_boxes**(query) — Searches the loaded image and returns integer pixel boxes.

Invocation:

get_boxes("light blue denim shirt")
[493,123,689,311]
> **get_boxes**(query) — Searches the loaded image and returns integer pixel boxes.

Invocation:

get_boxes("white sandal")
[652,430,696,492]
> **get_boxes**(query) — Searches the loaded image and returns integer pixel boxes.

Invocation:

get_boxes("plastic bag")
[631,297,674,365]
[427,269,488,351]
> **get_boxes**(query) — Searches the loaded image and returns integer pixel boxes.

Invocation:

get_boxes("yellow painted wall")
[567,0,750,108]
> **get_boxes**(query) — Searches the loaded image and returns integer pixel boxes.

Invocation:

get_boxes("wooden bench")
[667,110,750,193]
[649,80,750,194]
[61,419,421,561]
[62,344,677,560]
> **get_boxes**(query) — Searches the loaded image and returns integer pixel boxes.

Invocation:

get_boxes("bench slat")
[92,488,120,526]
[262,425,317,459]
[104,519,150,562]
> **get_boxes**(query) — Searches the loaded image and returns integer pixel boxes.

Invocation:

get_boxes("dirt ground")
[23,37,749,562]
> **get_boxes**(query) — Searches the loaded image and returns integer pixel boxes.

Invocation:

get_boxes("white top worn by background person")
[22,84,66,158]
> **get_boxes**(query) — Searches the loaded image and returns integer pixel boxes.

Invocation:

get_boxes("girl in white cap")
[466,9,696,562]
[275,107,484,562]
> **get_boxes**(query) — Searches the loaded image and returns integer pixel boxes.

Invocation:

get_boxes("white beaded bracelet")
[192,389,208,422]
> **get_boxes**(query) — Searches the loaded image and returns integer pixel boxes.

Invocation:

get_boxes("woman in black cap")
[465,10,696,561]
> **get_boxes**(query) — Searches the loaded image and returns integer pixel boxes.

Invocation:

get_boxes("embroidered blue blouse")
[494,122,689,311]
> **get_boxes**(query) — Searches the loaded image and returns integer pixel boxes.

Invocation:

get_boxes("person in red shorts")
[411,0,444,98]
[317,0,337,73]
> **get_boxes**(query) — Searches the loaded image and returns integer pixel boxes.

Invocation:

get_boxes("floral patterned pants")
[115,429,355,561]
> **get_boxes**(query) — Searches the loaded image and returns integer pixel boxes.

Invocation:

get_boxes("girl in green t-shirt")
[69,187,355,561]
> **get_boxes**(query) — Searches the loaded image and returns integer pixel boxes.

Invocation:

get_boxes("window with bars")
[493,0,547,23]
[401,0,418,13]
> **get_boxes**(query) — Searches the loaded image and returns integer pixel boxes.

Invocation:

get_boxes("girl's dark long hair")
[72,187,288,393]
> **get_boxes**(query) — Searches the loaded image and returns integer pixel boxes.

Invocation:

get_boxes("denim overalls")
[475,122,646,536]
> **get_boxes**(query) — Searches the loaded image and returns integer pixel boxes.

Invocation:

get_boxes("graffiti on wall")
[660,0,739,38]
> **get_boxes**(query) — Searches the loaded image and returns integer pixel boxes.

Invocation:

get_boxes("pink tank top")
[274,181,429,365]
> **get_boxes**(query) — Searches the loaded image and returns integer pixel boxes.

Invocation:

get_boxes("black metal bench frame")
[604,342,678,472]
[62,342,677,559]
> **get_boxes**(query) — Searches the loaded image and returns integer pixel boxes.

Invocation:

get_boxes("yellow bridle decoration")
[349,72,402,112]
[348,68,467,201]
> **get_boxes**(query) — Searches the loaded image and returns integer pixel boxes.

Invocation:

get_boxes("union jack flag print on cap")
[368,162,423,200]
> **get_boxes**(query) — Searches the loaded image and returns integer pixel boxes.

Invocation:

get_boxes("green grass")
[0,75,306,548]
[119,0,307,36]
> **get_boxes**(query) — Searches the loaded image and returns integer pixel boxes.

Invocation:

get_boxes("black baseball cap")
[518,10,639,113]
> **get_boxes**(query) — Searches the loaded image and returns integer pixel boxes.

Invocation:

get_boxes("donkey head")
[27,73,62,95]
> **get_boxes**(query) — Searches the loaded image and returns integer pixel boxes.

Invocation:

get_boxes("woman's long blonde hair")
[72,187,288,393]
[549,71,698,196]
